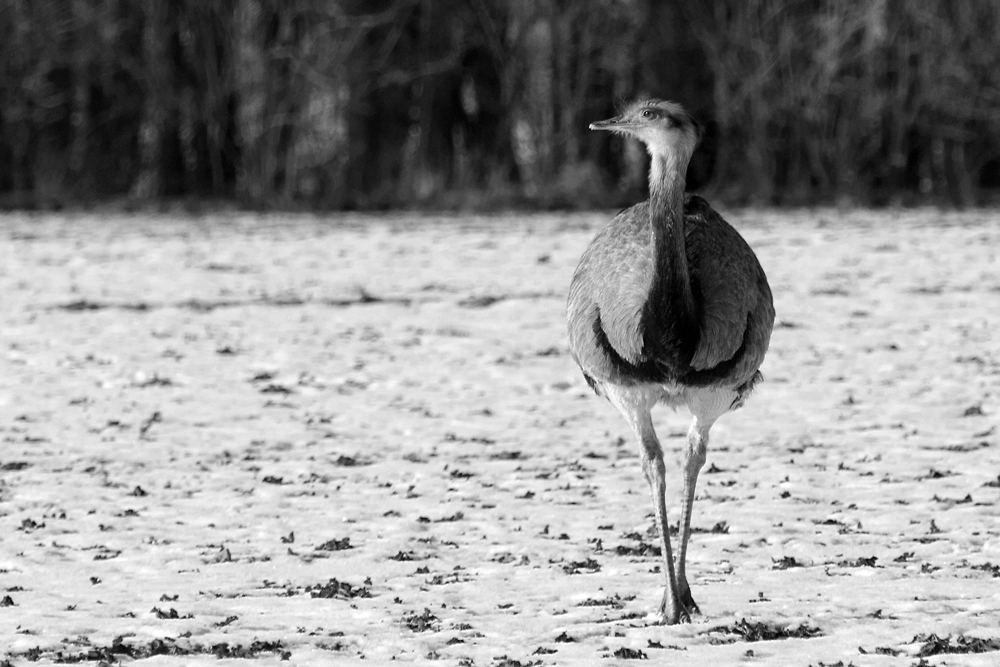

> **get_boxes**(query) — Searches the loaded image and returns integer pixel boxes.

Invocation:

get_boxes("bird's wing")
[567,204,652,369]
[684,197,762,371]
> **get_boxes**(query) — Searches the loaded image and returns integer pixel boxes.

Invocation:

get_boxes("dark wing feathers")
[683,197,765,371]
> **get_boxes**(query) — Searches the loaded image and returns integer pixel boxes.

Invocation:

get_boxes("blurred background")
[1,0,998,211]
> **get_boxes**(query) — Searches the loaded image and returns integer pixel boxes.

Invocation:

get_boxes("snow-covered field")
[1,209,998,666]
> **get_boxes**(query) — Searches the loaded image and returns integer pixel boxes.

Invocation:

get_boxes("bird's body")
[567,100,774,624]
[568,195,772,394]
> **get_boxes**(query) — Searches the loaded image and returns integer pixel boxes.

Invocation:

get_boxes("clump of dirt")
[9,636,289,662]
[316,537,352,551]
[306,578,372,600]
[612,646,647,659]
[713,618,822,643]
[562,558,601,574]
[403,608,440,632]
[837,556,877,567]
[914,633,1000,656]
[772,556,807,570]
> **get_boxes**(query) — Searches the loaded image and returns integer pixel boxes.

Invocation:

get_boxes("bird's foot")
[677,584,701,618]
[658,590,694,625]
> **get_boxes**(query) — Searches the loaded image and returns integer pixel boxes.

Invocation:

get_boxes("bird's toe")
[660,607,691,625]
[678,587,700,617]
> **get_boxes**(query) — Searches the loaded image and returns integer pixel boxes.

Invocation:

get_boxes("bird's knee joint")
[684,436,708,474]
[684,454,705,477]
[642,453,665,476]
[640,449,666,483]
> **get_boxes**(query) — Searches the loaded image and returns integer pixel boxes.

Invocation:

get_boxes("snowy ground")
[1,209,999,666]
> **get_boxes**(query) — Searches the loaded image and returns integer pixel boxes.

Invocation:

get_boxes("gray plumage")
[566,100,775,624]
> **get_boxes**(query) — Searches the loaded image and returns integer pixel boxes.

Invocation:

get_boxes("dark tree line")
[1,0,998,210]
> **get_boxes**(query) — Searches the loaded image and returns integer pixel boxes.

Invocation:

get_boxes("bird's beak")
[590,116,632,131]
[590,117,621,130]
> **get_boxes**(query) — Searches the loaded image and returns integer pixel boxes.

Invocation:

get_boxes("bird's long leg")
[638,420,687,624]
[675,415,712,617]
[606,386,686,624]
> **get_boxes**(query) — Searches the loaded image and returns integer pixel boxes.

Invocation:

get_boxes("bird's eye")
[642,110,654,118]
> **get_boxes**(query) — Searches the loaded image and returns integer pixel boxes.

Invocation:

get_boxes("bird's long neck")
[648,151,696,320]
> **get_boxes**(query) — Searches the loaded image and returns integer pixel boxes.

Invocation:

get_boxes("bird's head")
[590,99,702,160]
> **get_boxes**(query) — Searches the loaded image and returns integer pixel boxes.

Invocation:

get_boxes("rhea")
[567,100,774,624]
